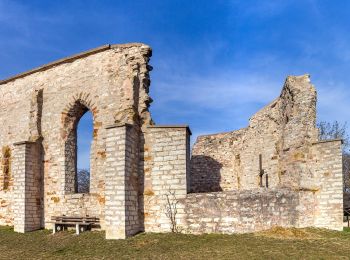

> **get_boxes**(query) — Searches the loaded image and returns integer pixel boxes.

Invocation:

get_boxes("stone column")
[13,141,42,233]
[142,125,191,232]
[104,124,140,239]
[312,139,343,230]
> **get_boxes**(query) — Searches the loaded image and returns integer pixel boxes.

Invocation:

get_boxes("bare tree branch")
[77,168,90,193]
[318,121,349,152]
[164,190,179,233]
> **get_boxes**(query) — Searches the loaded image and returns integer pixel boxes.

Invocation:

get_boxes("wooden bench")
[51,215,100,235]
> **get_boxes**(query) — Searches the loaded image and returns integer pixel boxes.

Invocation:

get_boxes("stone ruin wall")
[0,43,344,238]
[187,75,343,232]
[0,44,153,236]
[179,139,342,234]
[182,189,315,234]
[190,75,319,192]
[140,75,343,233]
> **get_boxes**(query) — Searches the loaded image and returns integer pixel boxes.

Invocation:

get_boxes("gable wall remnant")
[0,43,153,238]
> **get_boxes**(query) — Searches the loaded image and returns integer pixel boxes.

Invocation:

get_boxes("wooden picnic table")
[50,215,100,235]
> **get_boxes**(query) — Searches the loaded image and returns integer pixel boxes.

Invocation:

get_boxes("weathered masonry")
[188,75,343,233]
[0,43,343,239]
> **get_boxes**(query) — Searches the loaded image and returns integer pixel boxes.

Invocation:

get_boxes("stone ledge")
[187,187,295,197]
[0,43,149,85]
[105,123,133,129]
[147,125,192,135]
[13,141,36,146]
[64,193,97,200]
[312,139,343,145]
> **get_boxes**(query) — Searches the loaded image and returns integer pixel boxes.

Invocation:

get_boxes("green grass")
[1,226,350,259]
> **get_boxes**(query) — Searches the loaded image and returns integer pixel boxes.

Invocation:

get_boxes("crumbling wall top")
[0,43,152,85]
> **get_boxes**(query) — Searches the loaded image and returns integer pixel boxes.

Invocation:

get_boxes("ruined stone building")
[0,43,343,239]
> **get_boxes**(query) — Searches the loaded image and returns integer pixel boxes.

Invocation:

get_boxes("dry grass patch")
[1,226,350,259]
[255,226,322,240]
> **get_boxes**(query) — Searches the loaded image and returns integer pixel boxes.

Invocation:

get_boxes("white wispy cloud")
[317,81,350,123]
[153,73,280,109]
[77,149,91,169]
[151,48,349,141]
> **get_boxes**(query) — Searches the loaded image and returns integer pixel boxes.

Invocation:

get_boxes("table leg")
[76,224,80,235]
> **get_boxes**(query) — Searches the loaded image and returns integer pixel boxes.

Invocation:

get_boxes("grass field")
[1,226,350,259]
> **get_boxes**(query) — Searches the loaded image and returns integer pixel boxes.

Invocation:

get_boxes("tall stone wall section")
[141,126,190,232]
[311,140,343,230]
[0,43,153,238]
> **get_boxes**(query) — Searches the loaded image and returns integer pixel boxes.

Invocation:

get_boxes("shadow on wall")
[138,131,146,233]
[189,155,223,193]
[344,192,350,209]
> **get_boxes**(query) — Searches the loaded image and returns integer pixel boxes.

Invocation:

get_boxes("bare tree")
[344,154,350,193]
[317,121,350,191]
[318,121,349,150]
[77,169,90,193]
[164,190,180,233]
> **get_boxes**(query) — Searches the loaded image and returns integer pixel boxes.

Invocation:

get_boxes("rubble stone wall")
[182,189,315,234]
[190,75,319,193]
[0,145,14,226]
[189,75,343,232]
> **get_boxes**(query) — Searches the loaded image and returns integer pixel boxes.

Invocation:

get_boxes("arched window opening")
[77,111,93,193]
[63,100,93,194]
[2,147,11,191]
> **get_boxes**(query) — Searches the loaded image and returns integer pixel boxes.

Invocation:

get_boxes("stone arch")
[61,93,97,194]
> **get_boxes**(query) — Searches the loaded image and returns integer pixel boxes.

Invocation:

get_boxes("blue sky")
[1,0,350,169]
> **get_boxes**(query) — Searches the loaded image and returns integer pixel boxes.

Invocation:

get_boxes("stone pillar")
[104,124,140,239]
[13,141,42,233]
[142,125,191,232]
[312,139,343,230]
